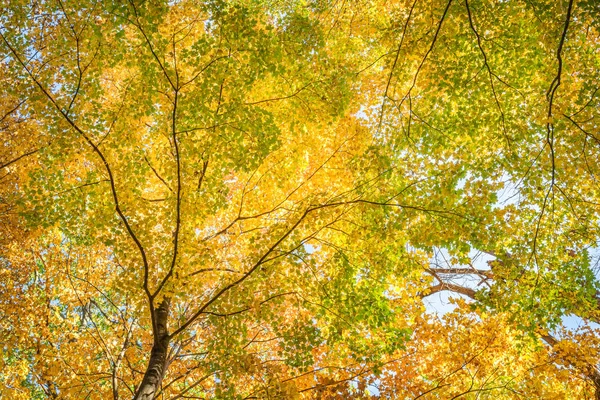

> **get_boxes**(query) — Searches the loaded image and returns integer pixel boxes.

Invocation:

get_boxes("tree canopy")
[1,0,599,399]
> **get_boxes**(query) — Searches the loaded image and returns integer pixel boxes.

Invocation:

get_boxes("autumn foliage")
[1,0,599,399]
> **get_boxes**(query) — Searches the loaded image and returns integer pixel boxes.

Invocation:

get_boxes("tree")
[0,0,599,399]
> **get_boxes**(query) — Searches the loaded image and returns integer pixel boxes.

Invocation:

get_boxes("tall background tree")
[0,0,598,399]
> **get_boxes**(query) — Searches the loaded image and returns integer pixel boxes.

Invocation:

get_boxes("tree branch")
[0,31,158,336]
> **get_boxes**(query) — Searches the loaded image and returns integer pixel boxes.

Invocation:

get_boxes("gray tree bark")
[133,299,171,400]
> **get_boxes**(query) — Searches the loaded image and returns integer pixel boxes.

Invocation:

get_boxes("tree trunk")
[133,299,171,400]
